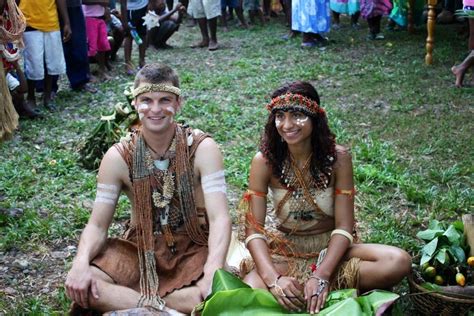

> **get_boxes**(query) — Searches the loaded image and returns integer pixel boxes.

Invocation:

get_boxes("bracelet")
[267,274,282,288]
[268,275,286,297]
[244,233,268,248]
[331,229,353,246]
[308,275,330,297]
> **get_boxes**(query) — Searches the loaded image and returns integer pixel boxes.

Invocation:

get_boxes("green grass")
[0,16,472,313]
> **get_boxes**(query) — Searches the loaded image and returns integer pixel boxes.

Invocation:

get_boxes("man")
[65,63,232,314]
[188,0,220,50]
[147,0,186,49]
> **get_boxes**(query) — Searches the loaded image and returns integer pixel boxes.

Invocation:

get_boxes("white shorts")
[6,72,20,91]
[22,30,66,80]
[188,0,221,19]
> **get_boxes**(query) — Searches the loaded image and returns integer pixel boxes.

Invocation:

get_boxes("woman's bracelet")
[267,275,286,297]
[244,233,268,248]
[308,275,330,297]
[331,229,353,246]
[267,274,282,289]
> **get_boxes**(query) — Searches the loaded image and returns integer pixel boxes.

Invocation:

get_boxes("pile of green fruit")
[414,220,473,291]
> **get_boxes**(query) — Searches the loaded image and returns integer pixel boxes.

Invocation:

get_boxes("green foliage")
[417,220,467,266]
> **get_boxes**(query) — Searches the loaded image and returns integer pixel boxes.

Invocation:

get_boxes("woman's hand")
[304,275,330,314]
[269,275,305,312]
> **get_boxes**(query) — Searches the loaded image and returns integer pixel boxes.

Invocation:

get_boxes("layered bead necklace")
[145,135,180,254]
[279,153,332,221]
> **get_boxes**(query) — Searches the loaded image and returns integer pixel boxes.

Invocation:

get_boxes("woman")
[239,81,411,314]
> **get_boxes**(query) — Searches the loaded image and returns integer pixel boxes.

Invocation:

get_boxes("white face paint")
[274,111,309,127]
[137,103,150,121]
[295,115,309,126]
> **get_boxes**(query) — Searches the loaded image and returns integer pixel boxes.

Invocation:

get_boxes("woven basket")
[408,274,474,316]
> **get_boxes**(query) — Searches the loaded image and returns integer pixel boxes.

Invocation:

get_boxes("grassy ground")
[0,15,472,314]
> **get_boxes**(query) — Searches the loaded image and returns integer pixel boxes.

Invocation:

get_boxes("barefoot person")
[65,63,232,314]
[188,0,220,50]
[452,0,474,87]
[239,81,411,314]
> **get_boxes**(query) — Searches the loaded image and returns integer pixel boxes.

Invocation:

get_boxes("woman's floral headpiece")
[266,93,325,117]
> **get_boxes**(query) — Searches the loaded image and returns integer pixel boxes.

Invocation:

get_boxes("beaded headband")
[132,83,181,98]
[266,93,325,117]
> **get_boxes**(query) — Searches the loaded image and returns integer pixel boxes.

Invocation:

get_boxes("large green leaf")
[434,248,448,265]
[360,290,400,316]
[421,237,438,256]
[420,252,432,266]
[201,288,291,316]
[452,220,464,232]
[449,245,466,263]
[428,220,443,230]
[324,289,357,308]
[443,225,461,245]
[318,298,363,316]
[211,269,250,294]
[416,229,444,241]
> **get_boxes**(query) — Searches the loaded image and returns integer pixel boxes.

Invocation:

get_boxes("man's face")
[134,84,181,134]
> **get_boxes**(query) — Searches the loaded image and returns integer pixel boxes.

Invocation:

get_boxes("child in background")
[120,0,149,75]
[1,43,41,118]
[221,0,247,30]
[106,8,125,63]
[83,1,112,80]
[360,0,392,40]
[243,0,264,25]
[147,0,185,49]
[19,0,71,112]
[330,0,360,29]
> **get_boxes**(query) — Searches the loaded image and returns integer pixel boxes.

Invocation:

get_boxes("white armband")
[331,229,353,246]
[244,233,268,248]
[94,183,120,206]
[201,170,227,194]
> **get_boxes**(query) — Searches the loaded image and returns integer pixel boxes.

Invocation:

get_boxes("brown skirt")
[92,228,208,297]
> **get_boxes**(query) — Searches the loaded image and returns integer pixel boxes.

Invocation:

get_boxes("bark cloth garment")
[92,125,210,298]
[239,185,360,291]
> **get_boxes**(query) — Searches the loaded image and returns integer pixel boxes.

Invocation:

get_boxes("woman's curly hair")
[259,81,337,186]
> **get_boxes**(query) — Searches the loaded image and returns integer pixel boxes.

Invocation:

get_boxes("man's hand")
[65,263,99,308]
[196,273,213,300]
[62,23,72,42]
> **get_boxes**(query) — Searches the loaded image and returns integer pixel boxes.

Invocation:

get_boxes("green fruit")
[424,266,436,279]
[421,262,429,271]
[434,275,444,285]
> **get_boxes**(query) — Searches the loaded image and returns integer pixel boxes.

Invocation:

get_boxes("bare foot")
[451,65,465,88]
[190,40,209,48]
[125,62,136,76]
[208,40,218,51]
[98,71,113,81]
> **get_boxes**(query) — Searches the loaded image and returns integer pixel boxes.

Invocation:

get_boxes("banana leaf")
[200,269,399,316]
[356,290,400,316]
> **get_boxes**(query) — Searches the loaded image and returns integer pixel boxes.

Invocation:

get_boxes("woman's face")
[274,110,313,145]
